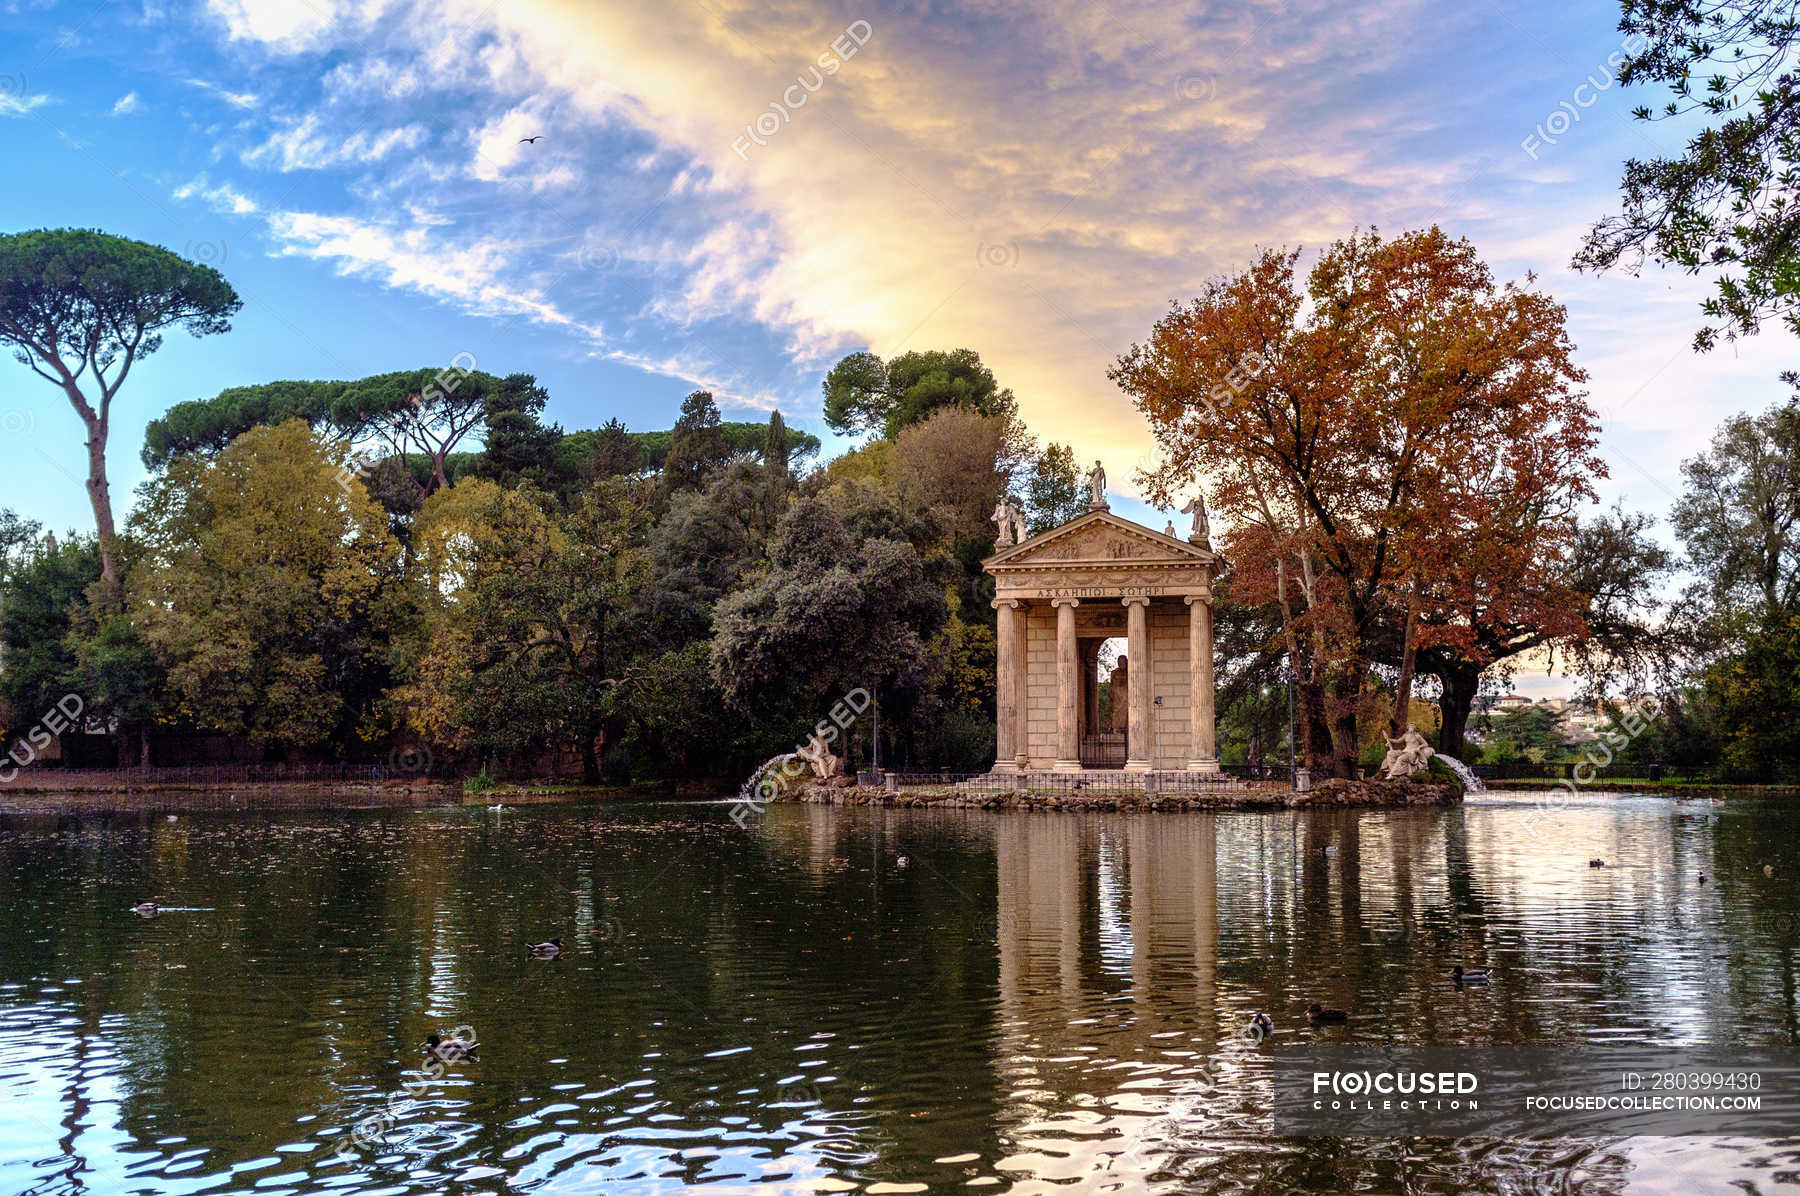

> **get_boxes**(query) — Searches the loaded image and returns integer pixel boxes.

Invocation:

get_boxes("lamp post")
[1153,695,1163,771]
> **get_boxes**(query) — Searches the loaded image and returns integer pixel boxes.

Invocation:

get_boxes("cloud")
[188,0,1772,511]
[174,176,259,215]
[244,114,429,170]
[183,77,259,109]
[0,91,50,117]
[204,0,355,51]
[110,91,142,115]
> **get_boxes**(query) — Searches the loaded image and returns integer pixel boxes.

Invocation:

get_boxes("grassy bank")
[0,774,703,814]
[1484,778,1800,798]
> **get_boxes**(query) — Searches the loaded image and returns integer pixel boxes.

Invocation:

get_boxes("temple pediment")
[985,510,1217,600]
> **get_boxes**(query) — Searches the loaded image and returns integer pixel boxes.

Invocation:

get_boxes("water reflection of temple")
[994,815,1219,1080]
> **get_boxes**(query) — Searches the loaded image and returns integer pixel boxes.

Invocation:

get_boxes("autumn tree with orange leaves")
[1111,227,1605,777]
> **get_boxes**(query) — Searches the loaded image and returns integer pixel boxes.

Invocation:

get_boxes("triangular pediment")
[986,508,1215,568]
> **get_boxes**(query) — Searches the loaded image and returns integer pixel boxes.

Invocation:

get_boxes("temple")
[983,505,1220,775]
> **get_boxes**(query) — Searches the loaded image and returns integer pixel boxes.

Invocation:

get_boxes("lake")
[0,790,1796,1194]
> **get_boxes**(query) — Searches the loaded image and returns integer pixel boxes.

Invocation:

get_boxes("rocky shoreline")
[783,775,1459,812]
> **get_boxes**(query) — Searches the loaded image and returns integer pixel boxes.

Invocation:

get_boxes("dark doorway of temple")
[1081,637,1127,768]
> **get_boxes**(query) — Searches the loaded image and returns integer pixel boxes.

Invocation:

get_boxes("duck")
[826,857,849,869]
[1588,858,1605,868]
[130,901,158,918]
[1245,1012,1274,1042]
[526,938,563,958]
[895,855,909,869]
[1452,965,1492,984]
[1306,1003,1348,1023]
[1698,872,1707,885]
[488,802,506,813]
[1764,864,1776,877]
[1321,845,1339,856]
[420,1032,479,1059]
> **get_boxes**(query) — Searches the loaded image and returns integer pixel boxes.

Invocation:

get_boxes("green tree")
[1671,397,1800,651]
[405,480,652,782]
[1023,442,1085,535]
[711,493,947,751]
[0,509,43,588]
[475,373,563,488]
[1576,1,1800,351]
[131,419,401,751]
[0,537,100,729]
[644,463,765,643]
[663,390,729,494]
[576,417,643,482]
[1474,704,1568,766]
[0,229,241,583]
[821,348,1019,439]
[69,606,164,767]
[1697,607,1800,780]
[763,409,792,527]
[142,379,340,469]
[144,366,506,497]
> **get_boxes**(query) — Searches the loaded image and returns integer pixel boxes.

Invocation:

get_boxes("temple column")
[1123,597,1152,771]
[993,599,1023,772]
[1012,602,1030,770]
[1186,594,1219,771]
[1051,598,1081,771]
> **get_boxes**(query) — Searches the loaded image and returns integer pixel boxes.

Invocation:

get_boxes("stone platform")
[967,768,1247,793]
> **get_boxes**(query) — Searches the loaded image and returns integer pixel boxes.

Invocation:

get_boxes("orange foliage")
[1111,228,1604,774]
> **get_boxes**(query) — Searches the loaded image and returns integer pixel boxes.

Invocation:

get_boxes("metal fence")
[879,770,1286,797]
[1219,762,1297,784]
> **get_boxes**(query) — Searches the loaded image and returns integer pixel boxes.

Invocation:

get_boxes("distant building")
[1494,694,1531,710]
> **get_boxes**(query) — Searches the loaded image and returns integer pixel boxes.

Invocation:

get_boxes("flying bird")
[519,135,543,144]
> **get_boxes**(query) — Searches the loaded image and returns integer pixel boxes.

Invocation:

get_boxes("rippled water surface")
[2,791,1798,1194]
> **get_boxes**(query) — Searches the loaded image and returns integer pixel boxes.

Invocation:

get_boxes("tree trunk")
[580,735,601,785]
[1299,674,1334,774]
[82,419,119,586]
[1329,667,1363,778]
[1434,662,1482,762]
[1391,597,1419,736]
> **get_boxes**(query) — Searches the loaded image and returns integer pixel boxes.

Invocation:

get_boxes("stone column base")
[1123,759,1153,773]
[1187,758,1220,773]
[991,759,1022,774]
[1051,759,1083,773]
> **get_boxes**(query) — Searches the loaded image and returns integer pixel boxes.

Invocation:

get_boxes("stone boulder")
[1293,777,1459,807]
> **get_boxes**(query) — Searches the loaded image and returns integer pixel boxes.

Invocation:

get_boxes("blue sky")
[2,0,1793,693]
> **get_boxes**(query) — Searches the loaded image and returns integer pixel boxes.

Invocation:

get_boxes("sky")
[2,0,1794,699]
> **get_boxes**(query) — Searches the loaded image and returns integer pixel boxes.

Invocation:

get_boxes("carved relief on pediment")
[1038,526,1157,562]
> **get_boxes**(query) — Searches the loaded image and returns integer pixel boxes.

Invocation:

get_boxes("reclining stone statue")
[1380,723,1435,780]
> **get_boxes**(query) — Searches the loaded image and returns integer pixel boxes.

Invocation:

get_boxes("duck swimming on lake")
[1245,1012,1274,1042]
[421,1032,479,1060]
[1588,858,1605,868]
[527,938,563,958]
[1452,965,1491,984]
[130,901,158,918]
[1306,1003,1348,1023]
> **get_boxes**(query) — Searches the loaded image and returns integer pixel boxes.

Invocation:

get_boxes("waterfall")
[742,753,802,800]
[1434,753,1485,793]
